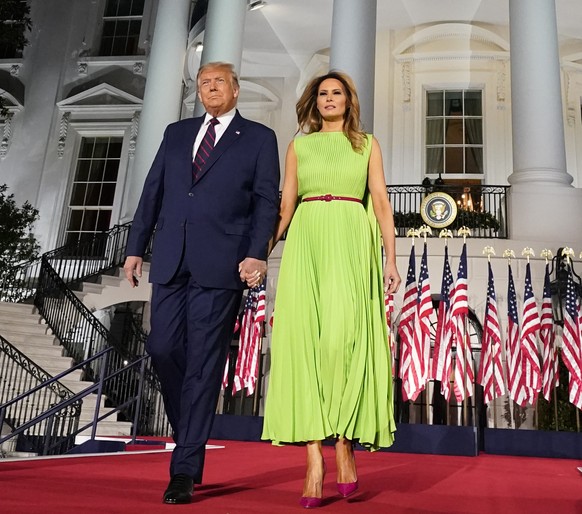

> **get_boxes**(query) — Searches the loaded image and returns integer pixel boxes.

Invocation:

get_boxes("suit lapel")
[193,112,245,184]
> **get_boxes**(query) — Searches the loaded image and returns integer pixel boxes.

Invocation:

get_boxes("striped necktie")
[193,117,219,180]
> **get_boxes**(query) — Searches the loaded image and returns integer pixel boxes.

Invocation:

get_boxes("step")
[80,282,106,294]
[0,302,36,316]
[0,311,44,324]
[99,275,124,287]
[0,332,57,345]
[0,321,50,336]
[9,342,64,358]
[78,420,133,437]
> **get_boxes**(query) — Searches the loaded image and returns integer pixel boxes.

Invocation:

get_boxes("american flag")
[540,263,559,401]
[561,261,582,409]
[398,245,419,401]
[477,261,505,404]
[232,283,266,395]
[414,242,433,391]
[432,245,455,400]
[450,243,473,402]
[506,263,527,406]
[519,262,542,405]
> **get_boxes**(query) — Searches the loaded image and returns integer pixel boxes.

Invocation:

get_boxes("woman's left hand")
[383,262,401,294]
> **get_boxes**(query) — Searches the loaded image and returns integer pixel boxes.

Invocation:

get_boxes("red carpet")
[0,440,581,513]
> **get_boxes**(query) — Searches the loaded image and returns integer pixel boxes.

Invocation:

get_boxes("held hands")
[383,262,401,294]
[239,257,267,288]
[123,256,143,288]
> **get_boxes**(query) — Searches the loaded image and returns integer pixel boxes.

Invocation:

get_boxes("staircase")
[0,301,132,438]
[74,263,152,314]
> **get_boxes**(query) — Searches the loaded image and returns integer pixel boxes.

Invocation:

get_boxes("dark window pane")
[89,160,106,182]
[86,184,101,205]
[70,184,87,206]
[79,139,95,158]
[82,210,98,231]
[75,160,91,181]
[65,232,80,247]
[445,147,463,173]
[426,148,443,174]
[466,147,483,174]
[99,37,113,56]
[68,210,83,231]
[109,138,123,157]
[112,37,126,56]
[464,91,482,116]
[104,160,119,181]
[117,0,132,16]
[100,183,116,206]
[102,20,115,37]
[116,20,130,36]
[445,92,463,116]
[427,92,443,116]
[93,139,109,158]
[129,20,141,35]
[465,119,483,145]
[426,119,444,145]
[445,118,463,145]
[105,0,119,17]
[131,0,145,15]
[125,35,139,55]
[97,210,112,231]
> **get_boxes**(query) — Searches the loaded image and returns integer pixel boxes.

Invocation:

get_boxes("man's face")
[197,66,239,117]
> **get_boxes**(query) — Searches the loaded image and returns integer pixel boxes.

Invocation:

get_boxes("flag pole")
[459,227,471,427]
[419,224,432,424]
[483,245,496,429]
[503,249,517,428]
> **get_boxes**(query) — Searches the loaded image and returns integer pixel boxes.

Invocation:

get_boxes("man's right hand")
[123,256,143,288]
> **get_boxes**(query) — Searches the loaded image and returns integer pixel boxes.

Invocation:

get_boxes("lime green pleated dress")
[261,132,396,450]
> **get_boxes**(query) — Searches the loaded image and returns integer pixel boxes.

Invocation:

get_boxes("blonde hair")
[296,71,367,153]
[196,62,240,90]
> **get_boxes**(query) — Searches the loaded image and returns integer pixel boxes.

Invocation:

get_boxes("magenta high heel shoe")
[337,480,359,498]
[299,496,323,509]
[300,462,326,508]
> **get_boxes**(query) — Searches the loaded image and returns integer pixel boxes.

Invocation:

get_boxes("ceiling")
[242,0,582,64]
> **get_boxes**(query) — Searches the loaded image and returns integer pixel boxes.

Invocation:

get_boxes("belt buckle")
[323,194,333,202]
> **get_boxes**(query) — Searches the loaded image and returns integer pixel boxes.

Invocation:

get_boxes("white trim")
[393,23,510,56]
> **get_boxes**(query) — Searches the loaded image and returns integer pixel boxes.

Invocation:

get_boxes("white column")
[193,0,247,116]
[329,0,377,131]
[121,0,191,221]
[507,0,582,242]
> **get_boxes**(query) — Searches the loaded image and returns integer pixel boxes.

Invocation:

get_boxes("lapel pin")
[235,131,240,135]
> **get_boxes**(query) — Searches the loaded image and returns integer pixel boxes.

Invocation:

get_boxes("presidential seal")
[420,192,457,228]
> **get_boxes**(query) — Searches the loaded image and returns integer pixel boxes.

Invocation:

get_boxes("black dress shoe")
[163,474,194,504]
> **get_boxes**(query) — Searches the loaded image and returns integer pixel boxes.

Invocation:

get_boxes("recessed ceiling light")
[248,1,266,11]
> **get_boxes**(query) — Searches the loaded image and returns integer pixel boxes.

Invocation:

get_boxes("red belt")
[302,194,362,204]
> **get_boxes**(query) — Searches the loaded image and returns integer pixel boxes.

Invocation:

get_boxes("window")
[64,136,122,247]
[99,0,144,56]
[0,1,30,59]
[425,90,483,176]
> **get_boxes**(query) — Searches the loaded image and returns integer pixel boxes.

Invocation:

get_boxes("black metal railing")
[0,334,81,456]
[387,184,509,238]
[32,255,171,437]
[0,347,155,456]
[0,223,134,304]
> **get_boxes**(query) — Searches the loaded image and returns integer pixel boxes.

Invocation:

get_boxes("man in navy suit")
[123,62,280,504]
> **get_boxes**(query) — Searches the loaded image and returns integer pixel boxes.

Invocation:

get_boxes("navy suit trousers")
[146,245,242,483]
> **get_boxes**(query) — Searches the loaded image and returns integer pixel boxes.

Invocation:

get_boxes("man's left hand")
[238,257,267,288]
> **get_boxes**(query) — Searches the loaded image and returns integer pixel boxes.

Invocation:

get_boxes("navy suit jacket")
[126,111,280,290]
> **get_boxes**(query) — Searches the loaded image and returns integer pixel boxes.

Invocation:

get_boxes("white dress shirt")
[192,108,236,160]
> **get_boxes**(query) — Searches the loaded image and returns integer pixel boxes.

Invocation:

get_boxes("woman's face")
[316,78,347,121]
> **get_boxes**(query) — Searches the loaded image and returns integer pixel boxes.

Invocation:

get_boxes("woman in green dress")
[262,71,401,508]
